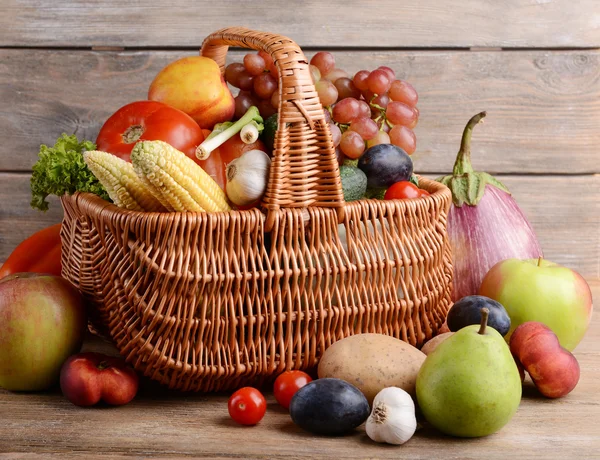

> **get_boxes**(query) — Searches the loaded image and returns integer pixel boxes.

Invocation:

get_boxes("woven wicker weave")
[60,27,453,392]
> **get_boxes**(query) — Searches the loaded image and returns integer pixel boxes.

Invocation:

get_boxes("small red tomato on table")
[228,387,267,425]
[273,370,313,410]
[384,181,429,200]
[60,352,139,407]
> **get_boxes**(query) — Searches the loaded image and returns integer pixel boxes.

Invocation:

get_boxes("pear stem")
[478,308,489,335]
[537,256,543,267]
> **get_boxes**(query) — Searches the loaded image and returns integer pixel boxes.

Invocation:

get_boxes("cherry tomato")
[96,101,203,162]
[0,224,62,279]
[384,181,428,200]
[228,387,267,425]
[273,370,313,410]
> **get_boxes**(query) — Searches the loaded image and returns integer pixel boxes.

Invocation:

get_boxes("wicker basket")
[59,27,453,392]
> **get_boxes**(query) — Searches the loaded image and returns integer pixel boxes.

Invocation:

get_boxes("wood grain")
[1,49,599,174]
[2,172,598,277]
[1,0,599,48]
[0,281,597,459]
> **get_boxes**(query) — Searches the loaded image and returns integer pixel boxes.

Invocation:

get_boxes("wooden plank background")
[1,0,599,48]
[0,1,598,280]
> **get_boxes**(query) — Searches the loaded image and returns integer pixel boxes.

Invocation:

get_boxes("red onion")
[437,112,543,301]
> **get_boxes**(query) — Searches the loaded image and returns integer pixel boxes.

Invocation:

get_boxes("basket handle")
[201,27,345,231]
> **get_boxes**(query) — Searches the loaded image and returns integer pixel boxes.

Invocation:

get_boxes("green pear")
[416,308,522,437]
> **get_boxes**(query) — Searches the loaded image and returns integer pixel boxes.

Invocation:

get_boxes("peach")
[510,322,580,398]
[149,56,235,129]
[421,332,454,355]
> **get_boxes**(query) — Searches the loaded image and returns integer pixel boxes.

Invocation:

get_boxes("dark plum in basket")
[447,295,511,336]
[358,144,413,189]
[289,378,370,436]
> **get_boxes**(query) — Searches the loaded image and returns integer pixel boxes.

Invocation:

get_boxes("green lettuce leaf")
[30,134,110,211]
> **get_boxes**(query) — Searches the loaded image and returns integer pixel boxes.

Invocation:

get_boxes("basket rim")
[61,175,452,222]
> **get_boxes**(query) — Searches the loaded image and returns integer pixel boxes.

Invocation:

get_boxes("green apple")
[479,258,593,351]
[0,273,87,391]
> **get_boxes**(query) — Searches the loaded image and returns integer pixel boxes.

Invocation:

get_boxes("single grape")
[357,100,371,118]
[380,122,391,133]
[340,131,366,159]
[310,52,336,76]
[315,80,339,107]
[271,90,280,109]
[335,147,345,165]
[334,77,361,100]
[329,122,342,147]
[323,108,332,123]
[225,63,245,88]
[349,116,379,140]
[372,93,390,109]
[244,53,266,76]
[366,131,391,148]
[389,80,418,107]
[258,98,277,118]
[237,71,255,91]
[332,98,361,124]
[309,65,321,83]
[235,92,258,119]
[323,68,349,83]
[258,50,274,70]
[386,101,418,126]
[367,69,392,95]
[353,70,370,92]
[254,73,278,99]
[389,125,416,155]
[378,66,396,81]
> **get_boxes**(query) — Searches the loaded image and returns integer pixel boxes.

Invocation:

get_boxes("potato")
[421,332,455,355]
[317,333,426,403]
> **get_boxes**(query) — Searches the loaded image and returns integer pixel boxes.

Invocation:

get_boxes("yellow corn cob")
[131,140,231,213]
[84,150,165,212]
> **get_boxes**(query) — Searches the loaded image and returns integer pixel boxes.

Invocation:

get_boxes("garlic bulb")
[366,387,417,445]
[225,150,271,206]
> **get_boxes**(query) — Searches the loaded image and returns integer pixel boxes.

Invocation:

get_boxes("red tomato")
[96,101,204,162]
[273,370,313,410]
[197,129,266,192]
[0,224,62,279]
[228,387,267,425]
[384,181,427,200]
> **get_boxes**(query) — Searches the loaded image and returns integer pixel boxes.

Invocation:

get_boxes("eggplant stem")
[452,111,487,177]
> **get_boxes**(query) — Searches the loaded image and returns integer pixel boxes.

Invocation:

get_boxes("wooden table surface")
[1,280,597,459]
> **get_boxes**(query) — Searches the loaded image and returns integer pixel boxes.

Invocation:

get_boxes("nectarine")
[149,56,235,129]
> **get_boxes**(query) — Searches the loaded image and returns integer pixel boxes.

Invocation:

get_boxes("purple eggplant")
[437,112,543,301]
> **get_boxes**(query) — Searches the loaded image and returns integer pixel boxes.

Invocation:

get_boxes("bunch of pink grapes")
[224,51,419,160]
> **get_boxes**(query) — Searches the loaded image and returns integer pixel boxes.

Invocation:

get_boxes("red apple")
[0,273,86,391]
[60,352,139,406]
[480,258,593,351]
[510,322,580,398]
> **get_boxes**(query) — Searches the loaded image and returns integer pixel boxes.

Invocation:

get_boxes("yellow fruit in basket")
[148,56,235,129]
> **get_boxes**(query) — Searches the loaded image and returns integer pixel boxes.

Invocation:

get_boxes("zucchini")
[340,161,367,202]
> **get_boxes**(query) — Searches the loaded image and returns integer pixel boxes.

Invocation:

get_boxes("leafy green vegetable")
[30,134,110,211]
